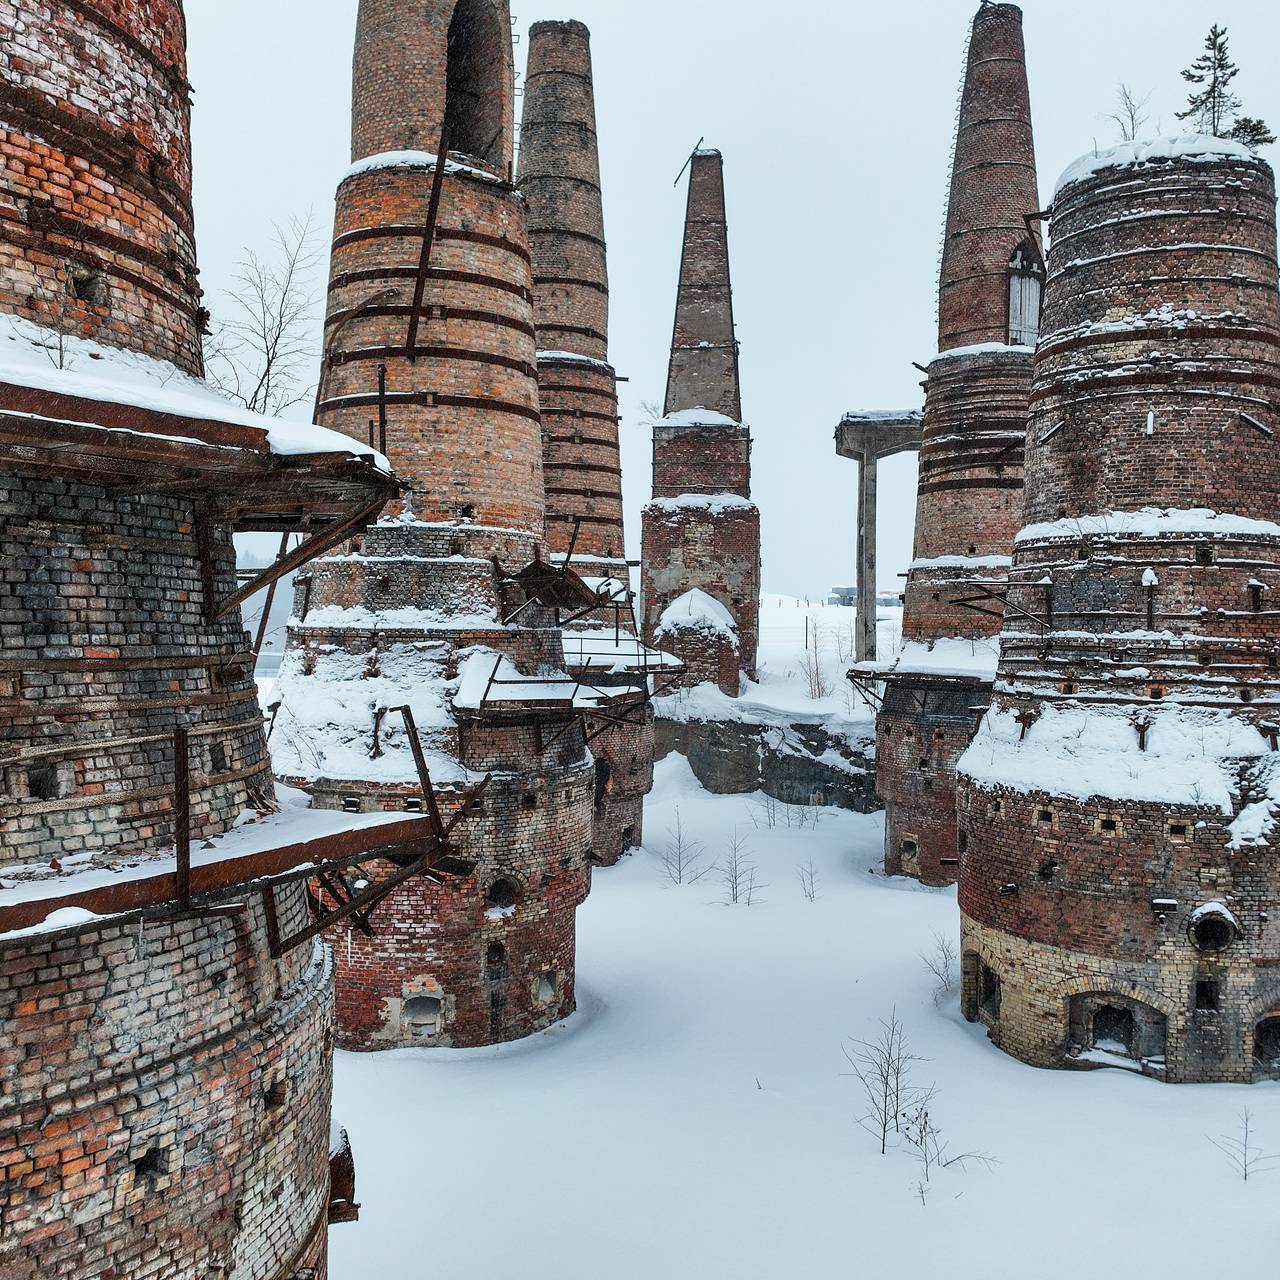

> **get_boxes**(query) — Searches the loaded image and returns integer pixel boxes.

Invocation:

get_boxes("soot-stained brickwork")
[273,0,604,1049]
[641,151,760,695]
[956,139,1280,1084]
[0,4,385,1275]
[873,1,1040,886]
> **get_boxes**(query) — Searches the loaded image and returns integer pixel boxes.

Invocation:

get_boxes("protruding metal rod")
[406,122,452,360]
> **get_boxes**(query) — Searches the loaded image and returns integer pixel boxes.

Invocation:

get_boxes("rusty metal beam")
[406,123,452,360]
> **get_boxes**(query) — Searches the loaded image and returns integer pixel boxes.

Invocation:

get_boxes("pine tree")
[1177,24,1273,149]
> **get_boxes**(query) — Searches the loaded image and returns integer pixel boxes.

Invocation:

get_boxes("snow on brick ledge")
[1055,133,1256,197]
[654,588,739,646]
[959,702,1271,811]
[643,493,758,516]
[930,341,1034,363]
[536,350,614,372]
[855,636,1000,682]
[1016,507,1280,545]
[0,313,388,466]
[654,407,744,429]
[342,149,506,188]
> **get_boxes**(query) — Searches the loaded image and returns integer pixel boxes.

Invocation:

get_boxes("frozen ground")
[331,754,1280,1280]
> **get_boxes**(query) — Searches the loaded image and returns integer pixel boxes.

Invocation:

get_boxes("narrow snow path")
[332,756,1280,1279]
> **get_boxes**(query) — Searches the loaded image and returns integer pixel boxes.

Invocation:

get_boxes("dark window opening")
[593,759,612,815]
[1241,687,1255,704]
[209,741,228,775]
[444,0,507,164]
[1255,1018,1280,1065]
[958,830,968,853]
[979,962,1001,1019]
[404,797,424,813]
[521,793,538,811]
[264,1079,287,1109]
[460,503,476,520]
[1168,822,1189,839]
[486,941,509,980]
[68,262,109,307]
[489,988,506,1034]
[1192,913,1234,953]
[1038,859,1059,882]
[620,825,636,851]
[404,994,442,1035]
[1195,543,1214,566]
[26,763,61,801]
[485,877,519,910]
[342,796,361,814]
[1092,1005,1135,1055]
[1195,980,1220,1012]
[1100,818,1118,834]
[1036,808,1053,826]
[133,1147,168,1190]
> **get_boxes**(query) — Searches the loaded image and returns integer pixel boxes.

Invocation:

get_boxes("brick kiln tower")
[957,135,1280,1083]
[870,1,1041,886]
[272,0,630,1048]
[0,1,410,1274]
[516,19,659,865]
[641,150,761,695]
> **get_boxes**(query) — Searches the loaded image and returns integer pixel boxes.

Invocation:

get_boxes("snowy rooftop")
[1017,507,1280,545]
[841,409,923,424]
[855,636,1001,682]
[1055,134,1258,197]
[655,588,739,644]
[0,312,389,468]
[645,493,757,516]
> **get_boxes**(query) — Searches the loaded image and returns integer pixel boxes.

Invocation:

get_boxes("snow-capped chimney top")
[664,150,742,422]
[936,2,1041,353]
[351,0,516,171]
[517,19,609,361]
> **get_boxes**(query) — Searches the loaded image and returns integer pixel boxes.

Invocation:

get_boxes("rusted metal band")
[545,485,624,503]
[326,344,536,378]
[324,302,535,340]
[327,265,531,301]
[1030,364,1280,404]
[533,274,609,295]
[544,460,623,478]
[539,406,617,425]
[542,433,619,449]
[318,389,541,423]
[0,651,255,675]
[535,322,609,345]
[916,476,1025,495]
[546,511,625,529]
[331,222,532,265]
[527,224,607,251]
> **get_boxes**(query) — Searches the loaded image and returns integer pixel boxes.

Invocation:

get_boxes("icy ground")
[331,755,1280,1280]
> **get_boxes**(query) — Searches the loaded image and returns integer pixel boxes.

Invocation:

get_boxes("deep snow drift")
[330,755,1280,1280]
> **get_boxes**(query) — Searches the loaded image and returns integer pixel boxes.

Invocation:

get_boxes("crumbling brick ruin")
[957,136,1280,1083]
[517,19,659,865]
[0,1,404,1273]
[871,1,1041,886]
[270,0,643,1049]
[641,150,761,695]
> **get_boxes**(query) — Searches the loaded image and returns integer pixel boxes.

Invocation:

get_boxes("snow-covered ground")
[331,754,1280,1280]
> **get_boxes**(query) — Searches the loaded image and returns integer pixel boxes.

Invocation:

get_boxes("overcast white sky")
[187,1,1280,598]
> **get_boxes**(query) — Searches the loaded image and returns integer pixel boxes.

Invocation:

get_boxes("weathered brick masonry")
[957,139,1280,1083]
[873,2,1040,886]
[0,2,398,1274]
[516,20,654,865]
[641,151,760,695]
[273,0,604,1048]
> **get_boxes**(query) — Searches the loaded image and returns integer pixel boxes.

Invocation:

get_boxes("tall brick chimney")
[276,0,603,1051]
[958,135,1280,1085]
[665,150,742,422]
[518,19,624,562]
[872,2,1041,885]
[642,150,760,693]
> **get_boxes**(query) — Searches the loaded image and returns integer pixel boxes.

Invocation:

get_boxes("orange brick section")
[958,146,1280,1083]
[877,2,1039,886]
[518,20,625,561]
[0,0,205,373]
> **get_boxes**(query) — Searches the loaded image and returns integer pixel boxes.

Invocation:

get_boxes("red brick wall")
[0,887,336,1279]
[0,0,204,373]
[651,420,751,501]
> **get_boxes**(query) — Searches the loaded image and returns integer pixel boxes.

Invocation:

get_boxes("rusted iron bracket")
[215,495,386,620]
[952,583,1051,631]
[846,672,884,712]
[405,123,452,360]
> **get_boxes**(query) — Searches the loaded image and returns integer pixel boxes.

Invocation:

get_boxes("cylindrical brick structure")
[0,0,205,374]
[642,151,761,693]
[276,0,600,1047]
[957,136,1280,1083]
[875,2,1040,886]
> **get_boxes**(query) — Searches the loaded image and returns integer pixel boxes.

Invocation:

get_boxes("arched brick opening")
[445,0,507,163]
